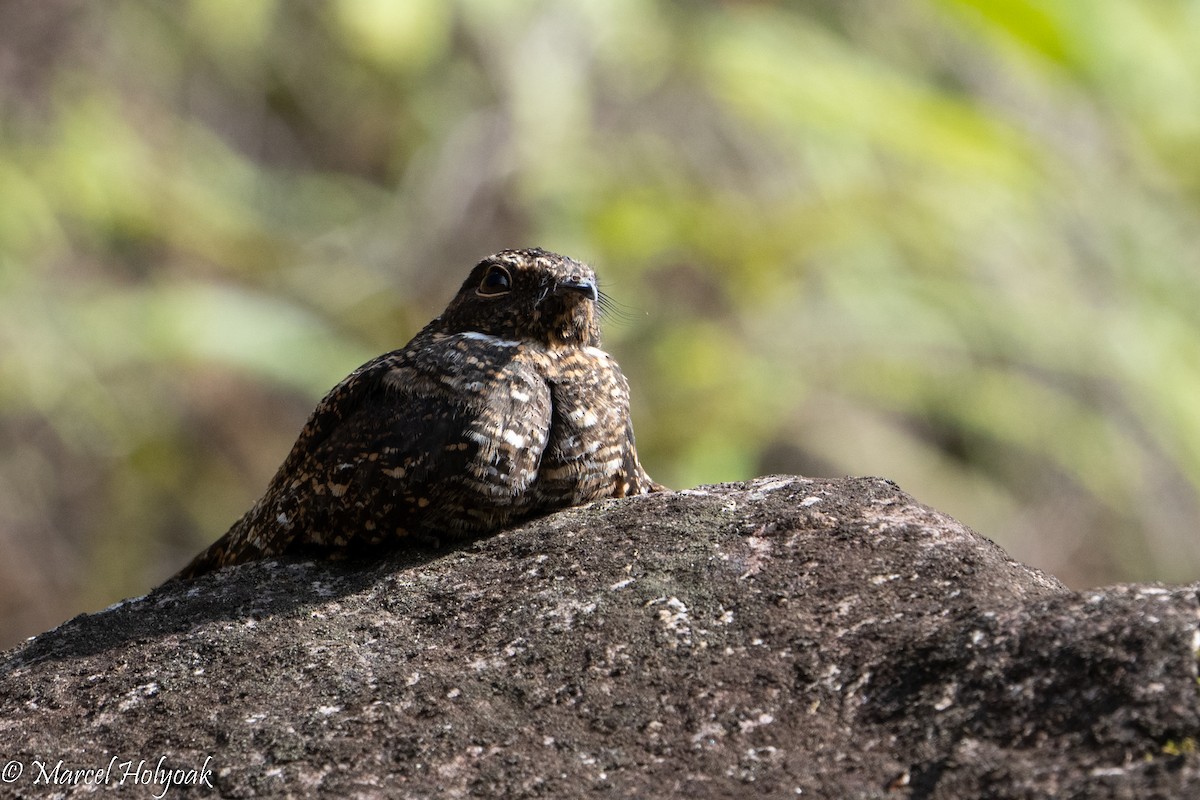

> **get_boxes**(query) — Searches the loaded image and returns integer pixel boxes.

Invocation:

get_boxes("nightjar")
[172,248,661,581]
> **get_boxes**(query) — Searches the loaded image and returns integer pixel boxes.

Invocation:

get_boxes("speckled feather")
[173,248,662,581]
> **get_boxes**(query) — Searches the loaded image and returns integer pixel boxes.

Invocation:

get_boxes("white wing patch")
[459,331,522,348]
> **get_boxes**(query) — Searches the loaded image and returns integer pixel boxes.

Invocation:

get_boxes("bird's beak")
[555,278,598,303]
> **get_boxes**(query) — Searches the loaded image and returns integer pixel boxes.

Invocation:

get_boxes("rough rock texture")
[1,476,1198,798]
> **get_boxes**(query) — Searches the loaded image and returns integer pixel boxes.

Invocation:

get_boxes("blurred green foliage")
[3,0,1200,648]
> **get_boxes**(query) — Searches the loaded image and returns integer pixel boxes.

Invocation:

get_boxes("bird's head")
[438,248,603,347]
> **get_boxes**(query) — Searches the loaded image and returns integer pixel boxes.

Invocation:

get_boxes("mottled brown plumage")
[172,248,661,581]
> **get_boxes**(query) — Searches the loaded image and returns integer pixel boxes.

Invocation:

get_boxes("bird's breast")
[531,345,634,505]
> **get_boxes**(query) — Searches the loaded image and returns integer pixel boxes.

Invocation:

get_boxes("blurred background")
[3,0,1200,650]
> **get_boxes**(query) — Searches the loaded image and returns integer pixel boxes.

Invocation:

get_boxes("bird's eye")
[477,265,512,296]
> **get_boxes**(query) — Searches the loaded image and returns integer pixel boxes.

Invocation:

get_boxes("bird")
[171,247,663,581]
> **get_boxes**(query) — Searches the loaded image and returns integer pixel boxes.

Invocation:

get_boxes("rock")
[1,476,1197,798]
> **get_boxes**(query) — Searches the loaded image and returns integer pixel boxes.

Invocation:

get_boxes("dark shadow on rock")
[3,546,450,669]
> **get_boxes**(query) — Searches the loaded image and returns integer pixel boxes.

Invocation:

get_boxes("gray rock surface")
[1,476,1198,798]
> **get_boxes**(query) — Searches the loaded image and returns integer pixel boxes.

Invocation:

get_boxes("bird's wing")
[173,341,553,580]
[170,351,408,579]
